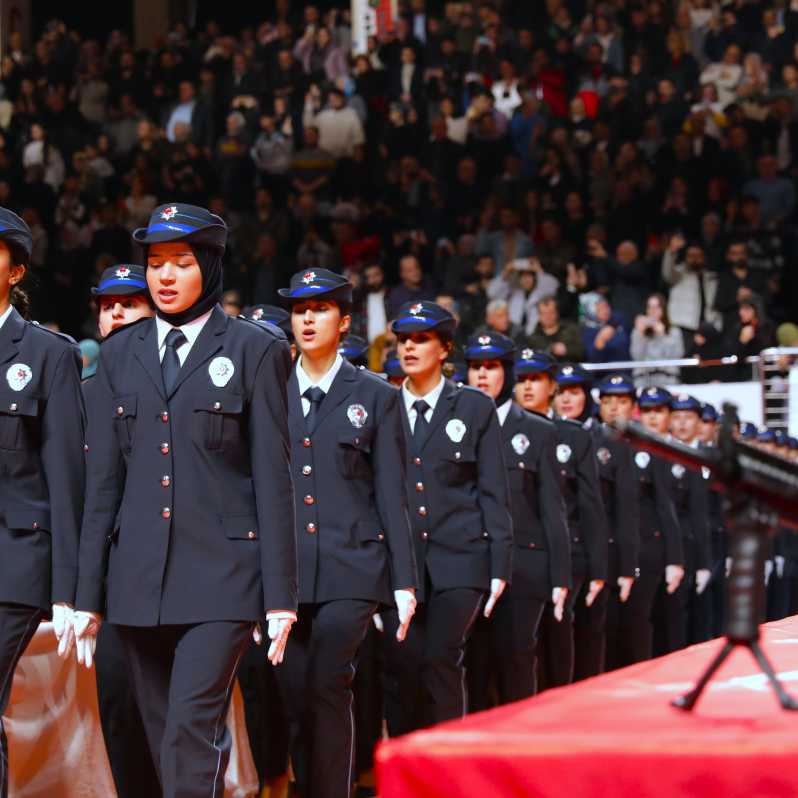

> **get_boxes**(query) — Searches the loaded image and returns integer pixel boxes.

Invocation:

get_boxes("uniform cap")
[464,331,515,362]
[132,203,227,252]
[92,263,148,296]
[390,300,457,335]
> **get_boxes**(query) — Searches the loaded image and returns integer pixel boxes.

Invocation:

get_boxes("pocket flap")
[338,431,372,452]
[0,393,40,417]
[112,394,137,419]
[508,453,538,473]
[194,389,244,414]
[6,508,51,532]
[222,515,259,540]
[355,520,385,543]
[445,445,476,463]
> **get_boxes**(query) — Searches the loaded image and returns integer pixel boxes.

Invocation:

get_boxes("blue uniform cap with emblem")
[740,421,758,440]
[596,373,635,396]
[338,334,369,363]
[637,386,673,408]
[464,331,515,362]
[278,268,353,307]
[242,304,292,338]
[132,203,227,252]
[554,363,590,386]
[774,430,789,447]
[670,393,701,413]
[700,402,718,423]
[758,427,776,443]
[390,299,457,335]
[0,207,33,263]
[91,263,148,296]
[788,436,798,450]
[514,348,555,376]
[382,349,404,379]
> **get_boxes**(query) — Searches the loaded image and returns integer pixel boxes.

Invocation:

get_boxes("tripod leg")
[749,641,798,711]
[672,641,735,711]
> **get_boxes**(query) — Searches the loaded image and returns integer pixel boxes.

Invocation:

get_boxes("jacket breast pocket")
[508,455,538,494]
[221,514,259,541]
[436,445,478,487]
[5,507,51,535]
[337,431,373,480]
[0,394,40,451]
[193,391,245,451]
[112,394,137,453]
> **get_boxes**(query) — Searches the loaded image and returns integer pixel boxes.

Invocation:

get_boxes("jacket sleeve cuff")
[266,610,297,622]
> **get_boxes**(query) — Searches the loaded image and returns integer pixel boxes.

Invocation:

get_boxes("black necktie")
[304,387,325,433]
[413,399,430,450]
[162,328,187,395]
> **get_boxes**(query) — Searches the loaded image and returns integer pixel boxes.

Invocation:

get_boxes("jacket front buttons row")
[304,495,315,506]
[32,521,39,530]
[116,406,124,416]
[213,401,222,411]
[302,465,312,476]
[161,475,171,487]
[518,461,525,469]
[415,482,424,492]
[83,444,89,453]
[421,531,429,540]
[418,506,427,517]
[482,531,489,538]
[160,442,170,454]
[306,522,317,534]
[247,531,257,539]
[10,403,18,412]
[413,457,422,466]
[303,437,312,448]
[377,532,385,541]
[161,411,169,423]
[161,507,171,519]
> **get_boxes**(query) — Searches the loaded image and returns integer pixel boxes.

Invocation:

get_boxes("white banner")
[666,381,762,427]
[351,0,398,54]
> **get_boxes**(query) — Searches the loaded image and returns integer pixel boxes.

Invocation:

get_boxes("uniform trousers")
[276,600,376,798]
[606,569,661,670]
[95,623,161,798]
[573,582,610,681]
[466,591,546,710]
[0,604,42,798]
[353,624,384,781]
[653,536,695,657]
[117,621,252,798]
[383,587,484,736]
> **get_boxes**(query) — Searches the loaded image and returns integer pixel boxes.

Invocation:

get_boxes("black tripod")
[672,499,798,711]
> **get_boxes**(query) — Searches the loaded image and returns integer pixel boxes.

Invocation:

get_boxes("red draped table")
[377,617,798,798]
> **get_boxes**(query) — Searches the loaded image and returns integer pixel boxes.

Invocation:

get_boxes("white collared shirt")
[497,398,513,426]
[155,309,214,366]
[0,303,13,331]
[402,376,446,433]
[296,353,343,416]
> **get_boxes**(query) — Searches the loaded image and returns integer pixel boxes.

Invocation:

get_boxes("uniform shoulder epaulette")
[27,319,78,345]
[102,315,150,342]
[236,315,287,341]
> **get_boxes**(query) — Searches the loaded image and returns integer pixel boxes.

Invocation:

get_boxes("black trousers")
[117,621,252,798]
[353,623,384,779]
[466,591,546,710]
[95,623,161,798]
[574,582,609,681]
[0,604,42,798]
[383,587,484,736]
[606,569,661,670]
[276,600,376,798]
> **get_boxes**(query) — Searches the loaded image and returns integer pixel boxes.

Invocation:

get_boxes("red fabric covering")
[377,618,798,798]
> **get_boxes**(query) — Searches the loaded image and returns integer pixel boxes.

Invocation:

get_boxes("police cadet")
[603,384,683,668]
[87,263,160,798]
[382,349,404,386]
[73,203,298,798]
[243,304,295,355]
[383,300,512,734]
[464,331,570,707]
[0,208,85,798]
[338,333,369,368]
[275,268,417,798]
[554,365,639,679]
[514,350,608,688]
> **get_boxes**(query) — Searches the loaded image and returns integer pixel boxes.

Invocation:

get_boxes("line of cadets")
[5,200,795,798]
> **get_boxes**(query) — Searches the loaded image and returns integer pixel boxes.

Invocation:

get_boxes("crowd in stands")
[5,0,798,383]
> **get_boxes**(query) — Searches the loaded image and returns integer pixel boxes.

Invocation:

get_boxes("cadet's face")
[670,409,700,443]
[599,394,634,424]
[291,299,350,356]
[147,242,203,314]
[397,332,448,380]
[640,405,670,435]
[555,385,586,420]
[467,359,504,401]
[514,372,554,414]
[0,240,25,308]
[97,293,153,338]
[698,420,717,444]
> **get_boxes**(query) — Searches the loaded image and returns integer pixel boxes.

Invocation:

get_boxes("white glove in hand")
[393,589,417,642]
[552,587,568,621]
[775,555,786,579]
[252,623,263,645]
[725,557,733,578]
[74,611,102,669]
[665,564,685,595]
[372,613,384,633]
[765,559,774,586]
[52,603,75,659]
[267,617,293,666]
[617,576,634,603]
[585,579,605,608]
[483,578,507,618]
[695,569,712,595]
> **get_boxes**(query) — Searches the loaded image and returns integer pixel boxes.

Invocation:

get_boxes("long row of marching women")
[1,201,796,798]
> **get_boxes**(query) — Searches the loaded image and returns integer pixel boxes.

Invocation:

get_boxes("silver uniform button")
[160,442,170,454]
[161,507,171,519]
[213,401,222,411]
[10,403,18,412]
[161,475,171,487]
[418,506,427,517]
[247,531,257,540]
[302,465,312,476]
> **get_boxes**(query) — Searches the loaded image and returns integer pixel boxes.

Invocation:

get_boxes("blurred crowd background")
[6,0,798,385]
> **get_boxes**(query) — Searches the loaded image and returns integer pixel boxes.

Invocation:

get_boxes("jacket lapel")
[287,369,305,440]
[422,379,457,451]
[0,307,24,366]
[313,359,358,428]
[502,402,523,442]
[168,307,227,398]
[133,318,165,399]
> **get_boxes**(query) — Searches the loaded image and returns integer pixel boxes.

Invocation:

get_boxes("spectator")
[385,253,436,320]
[294,26,349,85]
[713,240,767,330]
[477,298,526,344]
[22,122,65,191]
[722,299,774,380]
[742,154,796,227]
[700,44,743,107]
[476,206,534,271]
[589,239,651,330]
[527,295,585,361]
[487,256,559,336]
[250,112,293,197]
[582,296,631,363]
[630,292,685,387]
[302,86,365,159]
[165,80,197,143]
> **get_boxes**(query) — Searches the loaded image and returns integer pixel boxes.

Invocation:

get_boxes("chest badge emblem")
[347,403,368,428]
[208,357,235,387]
[512,433,529,455]
[446,418,467,442]
[6,363,32,391]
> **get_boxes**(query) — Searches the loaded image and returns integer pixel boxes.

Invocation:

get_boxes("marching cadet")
[73,203,298,798]
[464,331,570,707]
[602,383,683,668]
[382,349,404,386]
[0,208,85,798]
[337,333,369,368]
[275,268,417,798]
[243,304,295,351]
[514,350,608,687]
[87,263,160,798]
[382,300,512,734]
[554,365,639,679]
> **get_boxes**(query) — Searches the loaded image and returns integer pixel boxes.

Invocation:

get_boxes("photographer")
[487,256,559,336]
[630,292,685,387]
[583,296,630,363]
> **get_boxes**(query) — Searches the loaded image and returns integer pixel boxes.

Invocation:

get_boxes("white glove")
[267,617,294,665]
[483,578,507,618]
[765,559,774,586]
[73,611,102,669]
[695,568,712,595]
[552,587,568,621]
[776,555,786,579]
[665,564,685,595]
[617,576,634,603]
[372,613,384,633]
[252,623,263,645]
[393,588,417,642]
[585,579,605,608]
[52,603,75,659]
[725,557,733,578]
